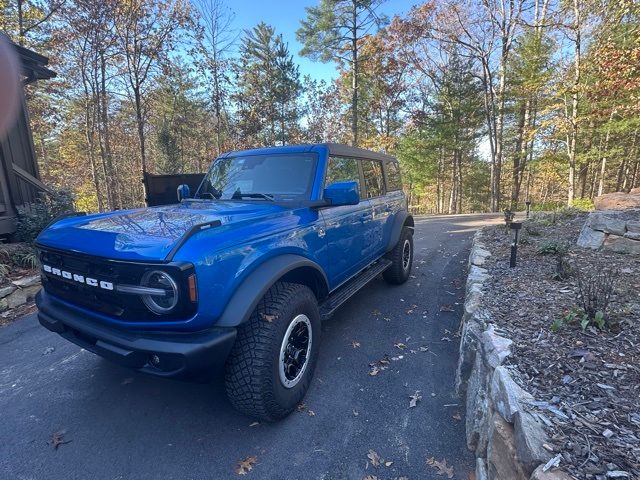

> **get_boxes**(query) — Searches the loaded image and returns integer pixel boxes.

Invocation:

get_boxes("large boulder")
[594,190,640,210]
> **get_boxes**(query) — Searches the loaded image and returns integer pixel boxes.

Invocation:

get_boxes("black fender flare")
[215,254,329,327]
[386,212,415,252]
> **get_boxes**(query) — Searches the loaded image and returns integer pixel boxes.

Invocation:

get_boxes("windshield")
[196,153,317,201]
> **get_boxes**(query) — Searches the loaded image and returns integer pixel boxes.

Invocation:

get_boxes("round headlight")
[141,270,179,315]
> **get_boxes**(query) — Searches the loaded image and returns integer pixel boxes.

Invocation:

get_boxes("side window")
[385,161,402,191]
[361,160,384,198]
[325,156,360,191]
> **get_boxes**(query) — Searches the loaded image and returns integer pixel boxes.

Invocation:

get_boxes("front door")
[320,156,373,288]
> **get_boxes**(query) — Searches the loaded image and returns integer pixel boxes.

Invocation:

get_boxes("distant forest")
[2,0,639,213]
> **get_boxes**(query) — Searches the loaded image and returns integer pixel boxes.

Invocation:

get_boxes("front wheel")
[383,226,413,285]
[224,282,320,421]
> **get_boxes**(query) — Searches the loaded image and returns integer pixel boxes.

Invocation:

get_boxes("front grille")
[39,248,196,321]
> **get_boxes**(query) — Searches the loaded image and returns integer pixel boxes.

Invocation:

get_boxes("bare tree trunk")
[351,2,359,147]
[566,0,581,205]
[597,112,614,196]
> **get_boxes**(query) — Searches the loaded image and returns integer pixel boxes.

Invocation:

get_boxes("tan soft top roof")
[324,143,397,163]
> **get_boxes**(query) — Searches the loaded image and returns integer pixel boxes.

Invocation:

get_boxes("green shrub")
[537,240,568,255]
[570,197,594,211]
[15,188,75,243]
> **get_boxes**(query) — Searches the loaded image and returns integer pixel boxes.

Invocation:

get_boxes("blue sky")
[229,0,418,83]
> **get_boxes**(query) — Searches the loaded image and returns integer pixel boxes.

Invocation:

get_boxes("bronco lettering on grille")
[43,264,114,291]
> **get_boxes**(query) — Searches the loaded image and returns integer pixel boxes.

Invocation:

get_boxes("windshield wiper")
[232,192,275,201]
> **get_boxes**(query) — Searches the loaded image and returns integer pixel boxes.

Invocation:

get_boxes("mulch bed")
[479,210,640,479]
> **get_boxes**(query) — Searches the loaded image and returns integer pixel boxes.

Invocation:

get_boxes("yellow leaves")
[235,456,257,475]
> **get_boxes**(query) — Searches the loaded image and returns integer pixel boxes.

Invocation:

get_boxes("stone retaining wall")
[457,231,571,480]
[0,274,41,315]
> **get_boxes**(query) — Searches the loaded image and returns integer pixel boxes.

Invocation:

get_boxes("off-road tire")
[224,282,320,421]
[383,226,413,285]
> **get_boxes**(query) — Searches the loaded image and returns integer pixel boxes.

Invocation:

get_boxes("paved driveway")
[0,214,500,480]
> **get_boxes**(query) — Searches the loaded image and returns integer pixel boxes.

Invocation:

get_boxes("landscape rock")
[587,212,627,236]
[529,464,574,480]
[627,220,640,233]
[6,289,27,309]
[487,413,528,480]
[467,265,490,290]
[0,285,16,299]
[476,458,488,480]
[482,327,513,369]
[594,191,640,210]
[466,354,490,454]
[457,313,483,392]
[471,247,491,266]
[514,410,552,474]
[624,231,640,240]
[491,367,533,422]
[576,224,606,249]
[603,236,640,255]
[12,274,41,288]
[22,285,41,300]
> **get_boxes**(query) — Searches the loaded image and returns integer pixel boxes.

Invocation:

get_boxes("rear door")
[320,156,372,288]
[360,159,388,260]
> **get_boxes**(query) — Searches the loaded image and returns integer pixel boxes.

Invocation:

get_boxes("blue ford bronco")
[35,143,414,421]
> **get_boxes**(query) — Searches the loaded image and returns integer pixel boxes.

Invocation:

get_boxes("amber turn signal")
[187,274,198,303]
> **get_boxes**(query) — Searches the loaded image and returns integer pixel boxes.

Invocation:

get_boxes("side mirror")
[323,181,359,206]
[177,184,191,202]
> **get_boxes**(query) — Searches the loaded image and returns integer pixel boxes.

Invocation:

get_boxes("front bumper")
[36,291,237,379]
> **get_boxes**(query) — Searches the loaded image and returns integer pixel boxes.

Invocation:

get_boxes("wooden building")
[0,41,55,238]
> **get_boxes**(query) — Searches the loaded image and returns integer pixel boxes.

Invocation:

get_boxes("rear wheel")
[224,282,320,421]
[383,226,413,285]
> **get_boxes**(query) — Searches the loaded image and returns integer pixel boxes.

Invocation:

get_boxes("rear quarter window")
[361,160,385,198]
[385,161,402,192]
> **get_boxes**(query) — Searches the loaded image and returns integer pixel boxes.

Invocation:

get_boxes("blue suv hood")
[36,201,288,262]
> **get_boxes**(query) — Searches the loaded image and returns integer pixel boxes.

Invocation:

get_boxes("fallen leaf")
[308,410,315,417]
[372,309,381,316]
[297,403,307,412]
[363,476,378,480]
[409,390,422,408]
[385,461,393,467]
[50,431,71,450]
[249,422,260,427]
[439,304,454,312]
[351,340,361,348]
[236,456,257,475]
[419,346,429,352]
[353,410,359,416]
[441,337,451,342]
[369,366,381,376]
[367,449,382,468]
[394,342,407,350]
[259,313,276,322]
[452,412,462,421]
[426,457,454,478]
